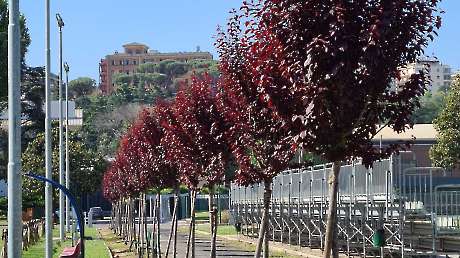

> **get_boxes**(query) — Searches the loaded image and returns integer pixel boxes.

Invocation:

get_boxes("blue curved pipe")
[25,173,84,257]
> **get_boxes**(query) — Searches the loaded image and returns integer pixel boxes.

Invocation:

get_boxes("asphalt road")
[91,219,255,257]
[158,221,254,258]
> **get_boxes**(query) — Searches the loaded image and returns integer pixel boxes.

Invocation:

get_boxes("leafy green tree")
[21,66,46,144]
[0,0,31,103]
[189,60,220,78]
[430,76,460,170]
[22,129,107,208]
[108,83,136,105]
[164,61,188,76]
[0,66,46,180]
[112,73,132,86]
[412,91,445,124]
[137,62,159,73]
[68,77,96,99]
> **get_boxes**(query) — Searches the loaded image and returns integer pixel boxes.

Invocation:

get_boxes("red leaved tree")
[156,75,231,258]
[221,0,441,257]
[215,12,301,257]
[103,108,182,256]
[135,108,181,258]
[155,99,202,258]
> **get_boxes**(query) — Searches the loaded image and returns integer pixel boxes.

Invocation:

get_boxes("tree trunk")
[173,189,179,258]
[156,193,162,258]
[186,190,197,258]
[323,161,341,258]
[209,185,217,258]
[137,197,142,253]
[118,199,123,236]
[191,192,196,258]
[127,198,132,245]
[263,230,269,258]
[141,194,147,257]
[254,181,272,258]
[151,195,157,257]
[165,188,179,258]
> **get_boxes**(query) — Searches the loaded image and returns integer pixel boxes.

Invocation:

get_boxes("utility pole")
[7,0,22,257]
[45,0,53,256]
[64,62,71,232]
[56,13,65,242]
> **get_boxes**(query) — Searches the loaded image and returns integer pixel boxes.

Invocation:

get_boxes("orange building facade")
[99,43,213,95]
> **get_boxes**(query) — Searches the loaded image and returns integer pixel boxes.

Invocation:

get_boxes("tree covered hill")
[75,59,219,159]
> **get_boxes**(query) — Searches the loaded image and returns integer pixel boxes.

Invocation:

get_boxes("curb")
[97,228,115,258]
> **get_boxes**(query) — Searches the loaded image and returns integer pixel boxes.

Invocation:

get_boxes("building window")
[136,50,141,54]
[119,60,123,65]
[111,60,115,66]
[133,60,137,65]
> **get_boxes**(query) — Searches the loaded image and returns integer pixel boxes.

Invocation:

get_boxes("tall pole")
[56,13,65,242]
[45,0,53,256]
[7,0,22,257]
[64,62,70,232]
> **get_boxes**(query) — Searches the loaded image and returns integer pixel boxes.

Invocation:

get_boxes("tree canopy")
[216,1,441,256]
[22,129,107,208]
[0,66,46,180]
[68,77,97,99]
[0,0,31,103]
[412,90,446,124]
[430,76,460,170]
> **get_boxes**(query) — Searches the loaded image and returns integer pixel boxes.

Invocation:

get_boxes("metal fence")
[230,153,460,257]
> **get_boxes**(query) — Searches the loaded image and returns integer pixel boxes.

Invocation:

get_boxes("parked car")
[102,210,111,217]
[89,207,104,220]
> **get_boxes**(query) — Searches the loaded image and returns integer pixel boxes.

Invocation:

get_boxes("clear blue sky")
[20,0,460,82]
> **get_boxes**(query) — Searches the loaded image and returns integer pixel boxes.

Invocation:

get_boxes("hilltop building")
[99,42,213,95]
[400,56,452,92]
[453,70,460,79]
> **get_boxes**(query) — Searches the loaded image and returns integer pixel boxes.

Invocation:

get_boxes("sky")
[19,0,460,82]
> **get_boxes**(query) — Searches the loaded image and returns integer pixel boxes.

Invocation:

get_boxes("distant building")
[400,56,452,92]
[373,123,459,176]
[99,42,213,95]
[453,70,460,79]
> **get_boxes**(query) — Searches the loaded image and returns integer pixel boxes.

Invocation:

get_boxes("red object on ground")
[59,240,81,258]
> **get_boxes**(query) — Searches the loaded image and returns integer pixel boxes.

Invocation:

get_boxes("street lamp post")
[45,0,53,257]
[7,0,22,257]
[56,13,65,242]
[64,62,71,232]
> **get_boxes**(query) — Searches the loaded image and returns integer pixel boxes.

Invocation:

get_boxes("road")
[158,221,254,258]
[94,219,254,257]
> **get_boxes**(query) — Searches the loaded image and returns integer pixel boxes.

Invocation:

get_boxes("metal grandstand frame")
[230,152,460,257]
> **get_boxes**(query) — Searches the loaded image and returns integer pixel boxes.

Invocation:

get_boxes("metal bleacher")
[230,152,460,257]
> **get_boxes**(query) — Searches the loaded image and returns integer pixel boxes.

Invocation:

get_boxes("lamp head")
[64,62,70,73]
[56,13,65,28]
